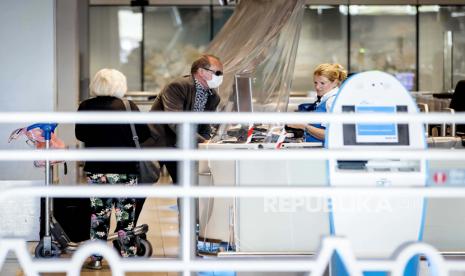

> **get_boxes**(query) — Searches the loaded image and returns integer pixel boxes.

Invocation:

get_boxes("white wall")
[0,0,55,240]
[56,0,79,186]
[0,0,56,180]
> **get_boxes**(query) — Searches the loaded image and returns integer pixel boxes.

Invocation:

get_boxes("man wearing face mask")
[144,54,223,185]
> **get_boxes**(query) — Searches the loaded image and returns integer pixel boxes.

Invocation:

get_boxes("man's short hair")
[191,54,221,75]
[89,68,127,98]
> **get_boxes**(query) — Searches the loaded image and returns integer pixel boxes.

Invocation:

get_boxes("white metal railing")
[0,111,464,124]
[0,148,465,161]
[1,237,461,276]
[1,111,465,276]
[5,185,465,199]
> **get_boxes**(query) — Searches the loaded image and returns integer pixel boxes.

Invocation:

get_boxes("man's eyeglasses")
[203,68,223,76]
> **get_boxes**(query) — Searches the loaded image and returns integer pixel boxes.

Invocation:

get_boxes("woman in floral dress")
[75,68,150,269]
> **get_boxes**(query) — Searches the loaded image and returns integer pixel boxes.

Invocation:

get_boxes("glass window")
[143,6,211,92]
[350,5,417,91]
[89,7,142,91]
[419,6,465,93]
[292,5,348,94]
[213,6,234,37]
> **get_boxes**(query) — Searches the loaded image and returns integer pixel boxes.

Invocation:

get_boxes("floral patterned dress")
[87,173,138,257]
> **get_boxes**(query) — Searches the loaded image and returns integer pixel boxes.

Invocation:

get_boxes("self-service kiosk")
[326,71,427,275]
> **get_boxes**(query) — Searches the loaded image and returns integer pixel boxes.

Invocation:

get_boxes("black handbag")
[122,99,160,184]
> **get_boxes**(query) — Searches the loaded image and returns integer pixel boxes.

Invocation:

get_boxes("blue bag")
[298,103,316,112]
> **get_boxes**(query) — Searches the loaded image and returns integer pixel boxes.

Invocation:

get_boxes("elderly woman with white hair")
[75,68,150,269]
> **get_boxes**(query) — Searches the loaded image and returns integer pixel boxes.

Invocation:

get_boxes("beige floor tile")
[160,223,179,233]
[157,210,178,218]
[155,198,178,206]
[158,216,178,224]
[162,247,179,257]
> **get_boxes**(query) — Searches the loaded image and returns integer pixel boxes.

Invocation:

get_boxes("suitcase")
[40,198,91,242]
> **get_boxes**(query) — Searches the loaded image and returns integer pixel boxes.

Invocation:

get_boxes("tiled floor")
[1,177,180,276]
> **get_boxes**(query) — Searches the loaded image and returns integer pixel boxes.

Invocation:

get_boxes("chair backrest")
[417,103,429,113]
[450,80,465,134]
[417,103,429,136]
[450,80,465,111]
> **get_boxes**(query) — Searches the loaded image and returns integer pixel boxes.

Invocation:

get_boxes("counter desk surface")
[199,141,322,150]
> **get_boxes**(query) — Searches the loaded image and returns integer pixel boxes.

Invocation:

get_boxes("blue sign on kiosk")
[355,106,398,143]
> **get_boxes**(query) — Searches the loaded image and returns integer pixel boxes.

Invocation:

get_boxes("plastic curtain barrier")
[207,0,306,113]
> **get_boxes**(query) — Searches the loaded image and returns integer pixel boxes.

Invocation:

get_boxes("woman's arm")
[305,125,325,141]
[287,124,325,141]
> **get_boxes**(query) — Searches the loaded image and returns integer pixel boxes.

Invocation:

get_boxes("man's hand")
[197,134,207,144]
[286,124,306,130]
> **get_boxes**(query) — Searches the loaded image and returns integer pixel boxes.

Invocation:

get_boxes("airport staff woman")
[289,63,347,143]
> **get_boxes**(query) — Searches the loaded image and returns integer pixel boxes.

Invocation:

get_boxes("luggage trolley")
[10,123,153,258]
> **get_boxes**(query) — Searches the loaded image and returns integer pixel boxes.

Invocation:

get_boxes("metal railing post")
[180,122,196,276]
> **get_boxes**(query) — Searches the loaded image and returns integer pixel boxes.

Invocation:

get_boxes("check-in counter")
[198,142,328,253]
[198,142,465,255]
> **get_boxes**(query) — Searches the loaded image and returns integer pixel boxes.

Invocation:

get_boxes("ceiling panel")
[90,0,226,5]
[90,0,465,6]
[306,0,465,4]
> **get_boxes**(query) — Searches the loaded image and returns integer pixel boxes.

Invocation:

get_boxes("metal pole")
[443,31,453,92]
[180,123,195,276]
[45,139,51,237]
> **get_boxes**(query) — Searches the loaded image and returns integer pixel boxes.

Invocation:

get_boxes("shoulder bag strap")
[121,99,141,149]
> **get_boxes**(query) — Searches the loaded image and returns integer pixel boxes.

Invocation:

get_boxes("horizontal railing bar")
[2,186,465,200]
[121,259,317,272]
[1,111,465,124]
[219,251,465,257]
[444,261,465,270]
[0,148,463,161]
[30,259,403,272]
[442,252,465,256]
[13,255,465,273]
[218,252,315,257]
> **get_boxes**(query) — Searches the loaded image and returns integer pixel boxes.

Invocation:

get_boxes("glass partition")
[213,6,235,37]
[90,5,234,95]
[88,4,465,97]
[292,5,348,94]
[350,5,417,91]
[143,6,211,92]
[89,6,142,91]
[419,6,465,93]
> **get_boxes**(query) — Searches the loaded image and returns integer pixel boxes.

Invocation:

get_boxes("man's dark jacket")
[144,75,221,148]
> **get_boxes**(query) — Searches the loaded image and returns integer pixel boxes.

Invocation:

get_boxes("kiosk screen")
[342,105,409,146]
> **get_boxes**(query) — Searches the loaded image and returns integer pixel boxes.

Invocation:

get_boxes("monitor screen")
[394,72,415,91]
[233,74,253,112]
[342,105,409,146]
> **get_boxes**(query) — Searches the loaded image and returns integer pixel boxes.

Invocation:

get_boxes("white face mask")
[206,74,223,89]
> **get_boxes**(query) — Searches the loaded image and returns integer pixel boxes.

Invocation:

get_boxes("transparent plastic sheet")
[199,1,307,249]
[207,0,305,113]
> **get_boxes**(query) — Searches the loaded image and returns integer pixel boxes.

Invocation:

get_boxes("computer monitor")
[233,74,253,112]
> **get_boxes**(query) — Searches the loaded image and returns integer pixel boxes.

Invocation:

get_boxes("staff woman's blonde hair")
[314,63,348,85]
[89,68,127,98]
